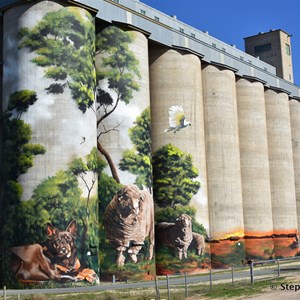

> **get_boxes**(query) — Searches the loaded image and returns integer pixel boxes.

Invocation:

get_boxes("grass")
[0,276,291,300]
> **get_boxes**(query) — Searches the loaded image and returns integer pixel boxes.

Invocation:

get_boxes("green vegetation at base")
[0,277,289,300]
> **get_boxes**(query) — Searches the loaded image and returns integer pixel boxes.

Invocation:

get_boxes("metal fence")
[2,257,300,299]
[154,257,300,299]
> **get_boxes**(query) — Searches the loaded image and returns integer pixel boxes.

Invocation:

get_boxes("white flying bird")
[164,105,191,133]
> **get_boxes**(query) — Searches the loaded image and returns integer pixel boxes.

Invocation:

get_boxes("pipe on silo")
[149,45,210,274]
[236,78,274,260]
[202,64,244,268]
[265,89,298,258]
[2,1,98,287]
[289,99,300,235]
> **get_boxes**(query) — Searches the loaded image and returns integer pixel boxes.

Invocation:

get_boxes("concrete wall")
[2,0,99,287]
[265,89,298,257]
[290,99,300,232]
[236,78,274,259]
[244,30,293,83]
[202,64,245,267]
[3,1,97,200]
[96,27,151,185]
[95,26,156,280]
[1,0,300,283]
[149,45,210,273]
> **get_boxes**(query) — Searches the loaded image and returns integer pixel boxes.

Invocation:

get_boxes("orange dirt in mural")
[210,240,239,256]
[157,264,210,276]
[274,237,299,257]
[244,237,274,259]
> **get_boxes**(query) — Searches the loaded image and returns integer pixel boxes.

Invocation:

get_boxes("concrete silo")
[265,89,298,257]
[236,78,274,260]
[289,99,300,235]
[149,45,210,274]
[95,26,155,280]
[202,64,244,268]
[2,0,99,287]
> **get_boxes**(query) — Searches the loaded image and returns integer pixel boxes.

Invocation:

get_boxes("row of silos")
[1,0,300,288]
[150,46,300,269]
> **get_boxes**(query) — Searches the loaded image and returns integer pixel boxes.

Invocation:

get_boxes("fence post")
[231,266,234,284]
[166,274,171,300]
[209,268,212,290]
[184,272,188,298]
[155,276,160,300]
[250,261,254,284]
[277,259,280,277]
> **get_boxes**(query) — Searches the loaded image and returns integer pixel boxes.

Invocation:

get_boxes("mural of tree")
[152,143,201,209]
[1,90,45,194]
[4,149,103,269]
[69,147,105,264]
[18,7,96,112]
[119,107,152,191]
[96,26,140,183]
[1,90,46,250]
[7,90,37,119]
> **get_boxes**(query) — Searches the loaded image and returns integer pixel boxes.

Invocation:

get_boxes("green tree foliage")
[119,108,152,191]
[98,173,122,218]
[97,172,123,267]
[96,26,140,107]
[7,90,37,119]
[69,148,105,265]
[96,26,140,182]
[1,91,45,195]
[2,119,45,179]
[18,7,96,112]
[20,170,82,244]
[4,149,103,269]
[152,143,201,208]
[1,90,46,272]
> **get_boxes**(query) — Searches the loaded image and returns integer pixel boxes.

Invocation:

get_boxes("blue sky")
[141,0,300,86]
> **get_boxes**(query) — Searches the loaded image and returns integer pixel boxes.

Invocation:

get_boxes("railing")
[250,256,300,284]
[2,257,300,299]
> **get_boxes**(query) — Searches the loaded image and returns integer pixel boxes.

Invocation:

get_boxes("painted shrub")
[1,1,99,287]
[95,26,156,281]
[149,47,211,274]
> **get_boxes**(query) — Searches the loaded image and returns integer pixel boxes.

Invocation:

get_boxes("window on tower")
[286,44,291,55]
[254,43,271,54]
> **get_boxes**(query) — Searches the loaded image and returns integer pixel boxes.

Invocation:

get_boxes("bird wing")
[168,105,185,128]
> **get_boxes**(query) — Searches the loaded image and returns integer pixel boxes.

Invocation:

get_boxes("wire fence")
[2,256,300,299]
[154,256,300,300]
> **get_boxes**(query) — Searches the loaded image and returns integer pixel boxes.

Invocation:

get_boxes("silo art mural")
[2,1,99,287]
[95,26,156,281]
[1,0,300,289]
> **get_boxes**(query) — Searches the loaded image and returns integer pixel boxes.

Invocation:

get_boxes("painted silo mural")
[265,89,299,258]
[236,78,274,261]
[149,46,210,275]
[2,0,300,290]
[2,1,99,287]
[95,26,155,281]
[202,65,245,268]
